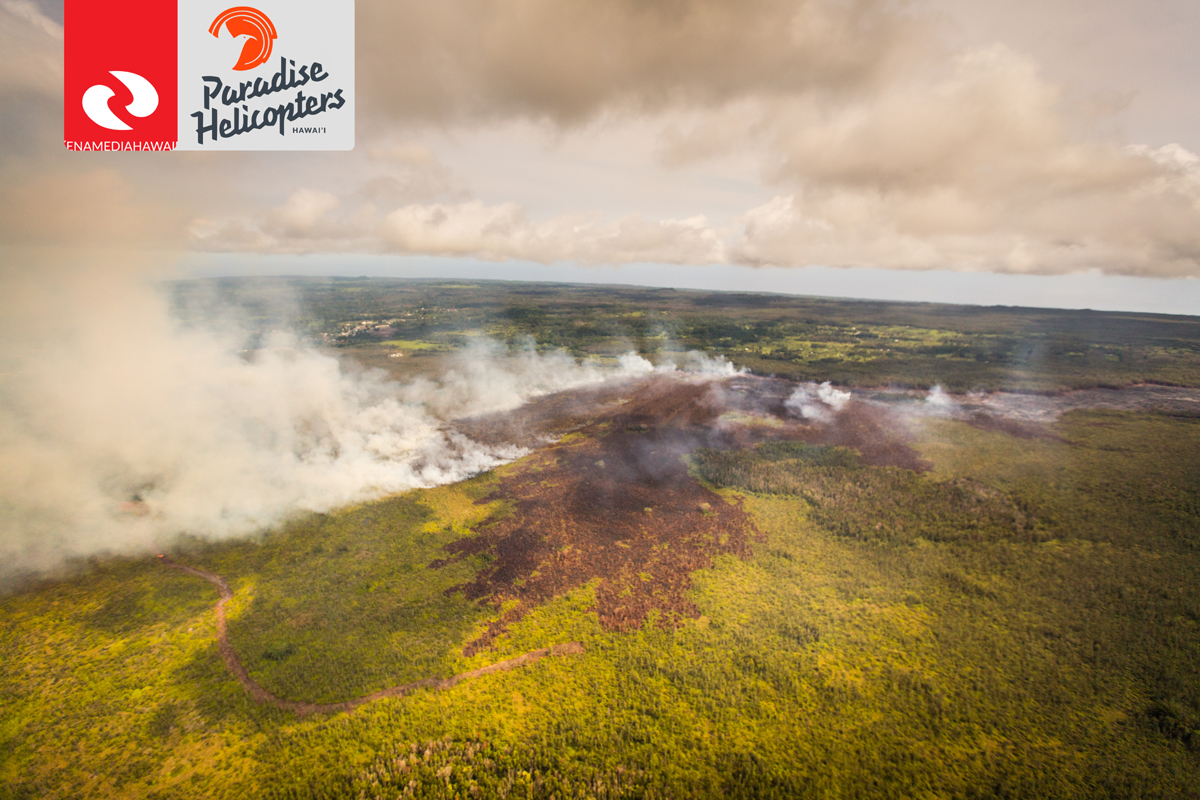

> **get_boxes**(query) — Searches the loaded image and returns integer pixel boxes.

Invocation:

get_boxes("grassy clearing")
[379,340,446,351]
[201,476,508,704]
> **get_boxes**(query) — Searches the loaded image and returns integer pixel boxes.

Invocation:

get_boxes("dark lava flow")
[438,373,929,654]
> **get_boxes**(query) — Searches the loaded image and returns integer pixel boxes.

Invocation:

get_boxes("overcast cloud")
[2,0,1200,279]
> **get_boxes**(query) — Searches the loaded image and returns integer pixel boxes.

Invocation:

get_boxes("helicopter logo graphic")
[208,7,278,71]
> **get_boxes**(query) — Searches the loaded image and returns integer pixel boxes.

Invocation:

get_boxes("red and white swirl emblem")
[208,6,278,71]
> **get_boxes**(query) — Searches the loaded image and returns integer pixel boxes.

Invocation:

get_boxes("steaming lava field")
[444,373,946,654]
[4,280,1200,799]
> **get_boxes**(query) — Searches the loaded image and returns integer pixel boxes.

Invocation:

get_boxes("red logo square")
[64,0,178,150]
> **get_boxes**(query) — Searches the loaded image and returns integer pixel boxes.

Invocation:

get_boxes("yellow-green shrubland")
[3,409,1199,798]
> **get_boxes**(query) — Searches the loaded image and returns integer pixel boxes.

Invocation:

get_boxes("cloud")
[725,133,1200,274]
[367,141,439,166]
[0,0,61,98]
[0,168,188,248]
[357,0,927,126]
[676,45,1200,276]
[8,0,1200,279]
[192,193,728,265]
[359,140,467,199]
[187,109,1200,277]
[0,2,206,252]
[267,188,341,236]
[186,4,1200,277]
[379,200,724,264]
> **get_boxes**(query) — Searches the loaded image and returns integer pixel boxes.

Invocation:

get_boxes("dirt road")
[157,555,583,716]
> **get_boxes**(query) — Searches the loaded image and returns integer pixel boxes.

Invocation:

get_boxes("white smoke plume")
[0,262,657,582]
[785,381,852,422]
[403,338,657,419]
[656,350,747,377]
[617,352,656,375]
[923,385,959,414]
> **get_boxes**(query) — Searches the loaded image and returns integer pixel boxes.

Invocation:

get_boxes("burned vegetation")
[435,377,766,655]
[435,372,962,653]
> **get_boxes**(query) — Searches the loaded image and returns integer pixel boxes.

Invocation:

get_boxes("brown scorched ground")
[437,374,930,654]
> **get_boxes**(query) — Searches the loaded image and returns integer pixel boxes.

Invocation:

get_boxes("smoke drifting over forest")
[0,256,679,581]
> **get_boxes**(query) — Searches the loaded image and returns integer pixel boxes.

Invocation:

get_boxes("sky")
[2,0,1200,313]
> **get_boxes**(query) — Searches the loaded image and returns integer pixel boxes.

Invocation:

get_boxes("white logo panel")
[175,0,354,151]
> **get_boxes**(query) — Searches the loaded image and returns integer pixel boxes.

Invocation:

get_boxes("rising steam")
[785,381,852,422]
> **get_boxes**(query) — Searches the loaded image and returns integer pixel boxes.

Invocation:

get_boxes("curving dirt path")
[157,555,584,716]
